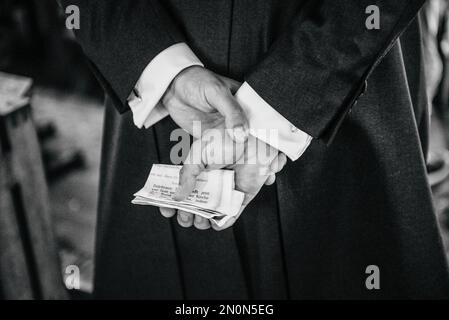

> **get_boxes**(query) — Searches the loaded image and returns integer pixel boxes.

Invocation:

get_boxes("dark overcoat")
[63,0,449,298]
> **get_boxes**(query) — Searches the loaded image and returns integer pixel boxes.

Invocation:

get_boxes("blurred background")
[1,0,102,299]
[0,0,448,300]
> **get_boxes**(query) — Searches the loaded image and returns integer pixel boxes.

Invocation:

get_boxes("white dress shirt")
[127,43,312,161]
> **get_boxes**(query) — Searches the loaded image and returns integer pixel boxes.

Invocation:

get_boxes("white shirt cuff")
[235,82,313,161]
[128,43,312,161]
[127,42,204,128]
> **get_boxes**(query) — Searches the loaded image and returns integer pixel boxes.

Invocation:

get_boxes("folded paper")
[132,164,244,227]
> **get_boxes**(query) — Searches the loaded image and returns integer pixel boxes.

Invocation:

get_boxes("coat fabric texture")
[62,0,449,299]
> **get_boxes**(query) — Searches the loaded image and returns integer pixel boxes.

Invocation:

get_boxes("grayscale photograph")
[0,0,449,310]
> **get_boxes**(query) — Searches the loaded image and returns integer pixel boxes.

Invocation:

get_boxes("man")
[61,0,449,299]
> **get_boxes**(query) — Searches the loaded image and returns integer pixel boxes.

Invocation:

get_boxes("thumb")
[174,129,235,201]
[173,132,212,201]
[173,138,205,201]
[206,87,249,143]
[173,163,205,201]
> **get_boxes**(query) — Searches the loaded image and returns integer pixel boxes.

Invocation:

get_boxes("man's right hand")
[161,66,249,142]
[159,66,285,230]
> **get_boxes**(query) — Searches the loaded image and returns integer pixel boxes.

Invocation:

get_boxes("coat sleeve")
[244,0,426,144]
[58,0,185,113]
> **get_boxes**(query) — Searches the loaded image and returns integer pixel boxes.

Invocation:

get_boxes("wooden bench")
[0,72,66,299]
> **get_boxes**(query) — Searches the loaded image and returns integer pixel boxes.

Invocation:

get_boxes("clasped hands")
[158,66,287,231]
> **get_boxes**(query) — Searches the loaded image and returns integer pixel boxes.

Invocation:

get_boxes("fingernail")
[232,126,247,143]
